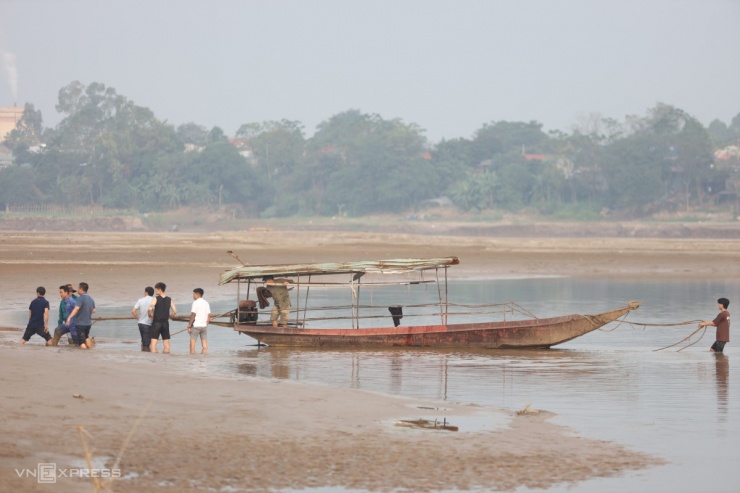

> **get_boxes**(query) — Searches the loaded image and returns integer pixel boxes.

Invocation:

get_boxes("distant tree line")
[2,81,739,218]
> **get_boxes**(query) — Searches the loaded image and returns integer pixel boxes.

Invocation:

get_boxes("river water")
[3,277,738,493]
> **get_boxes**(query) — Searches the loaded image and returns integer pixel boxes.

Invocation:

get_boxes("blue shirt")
[58,293,78,325]
[63,296,77,330]
[28,297,49,328]
[74,293,96,325]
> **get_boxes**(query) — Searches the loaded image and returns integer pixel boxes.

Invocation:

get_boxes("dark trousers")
[138,323,151,347]
[22,326,51,342]
[711,341,727,352]
[75,325,91,345]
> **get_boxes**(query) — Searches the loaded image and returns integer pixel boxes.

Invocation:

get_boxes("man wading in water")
[148,282,177,353]
[699,298,730,353]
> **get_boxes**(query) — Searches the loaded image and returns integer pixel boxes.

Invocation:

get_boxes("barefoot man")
[66,282,96,349]
[699,298,730,353]
[148,282,177,353]
[21,287,51,346]
[187,288,211,354]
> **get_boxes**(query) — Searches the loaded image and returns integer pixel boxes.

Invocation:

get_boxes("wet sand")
[3,229,733,492]
[0,347,662,493]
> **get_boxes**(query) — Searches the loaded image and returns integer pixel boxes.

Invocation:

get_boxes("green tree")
[431,137,475,192]
[177,122,210,146]
[187,141,269,211]
[602,134,663,214]
[243,120,305,183]
[449,171,497,211]
[470,121,552,164]
[3,103,45,155]
[306,110,431,215]
[0,166,39,207]
[48,81,183,206]
[707,119,733,149]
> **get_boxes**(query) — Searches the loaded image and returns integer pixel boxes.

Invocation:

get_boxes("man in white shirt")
[187,288,211,354]
[132,286,154,352]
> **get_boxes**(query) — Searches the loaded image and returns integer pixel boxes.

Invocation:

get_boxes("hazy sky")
[1,0,738,141]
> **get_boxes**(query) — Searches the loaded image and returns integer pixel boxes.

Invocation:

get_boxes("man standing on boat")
[699,298,730,353]
[148,282,177,353]
[132,286,154,352]
[263,276,291,329]
[187,288,211,354]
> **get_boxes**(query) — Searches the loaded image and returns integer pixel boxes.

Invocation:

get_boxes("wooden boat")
[219,256,640,349]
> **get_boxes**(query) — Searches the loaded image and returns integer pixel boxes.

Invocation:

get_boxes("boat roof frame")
[219,256,460,285]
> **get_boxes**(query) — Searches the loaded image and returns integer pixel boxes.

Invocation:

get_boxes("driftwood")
[395,418,458,432]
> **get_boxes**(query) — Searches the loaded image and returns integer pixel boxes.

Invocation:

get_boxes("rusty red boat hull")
[234,302,639,349]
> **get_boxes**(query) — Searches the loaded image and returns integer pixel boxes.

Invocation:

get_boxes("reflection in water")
[230,345,627,406]
[715,354,729,420]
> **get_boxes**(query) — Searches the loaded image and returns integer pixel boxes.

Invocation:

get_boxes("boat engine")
[238,299,258,324]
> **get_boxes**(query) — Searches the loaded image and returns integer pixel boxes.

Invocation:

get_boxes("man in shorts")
[148,282,177,353]
[699,298,730,353]
[67,282,96,349]
[132,286,154,352]
[187,288,211,354]
[21,287,51,345]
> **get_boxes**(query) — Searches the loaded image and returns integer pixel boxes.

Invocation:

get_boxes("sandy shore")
[0,346,661,493]
[3,229,730,492]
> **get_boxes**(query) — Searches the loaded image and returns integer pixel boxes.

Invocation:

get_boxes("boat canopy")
[219,256,460,285]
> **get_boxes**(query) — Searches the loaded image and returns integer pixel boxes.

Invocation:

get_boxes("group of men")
[22,282,96,348]
[23,281,211,355]
[132,282,211,354]
[26,283,726,353]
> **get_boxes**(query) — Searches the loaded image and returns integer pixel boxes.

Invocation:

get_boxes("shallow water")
[3,278,738,492]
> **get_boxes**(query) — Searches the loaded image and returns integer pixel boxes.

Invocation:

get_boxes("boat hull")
[234,302,639,349]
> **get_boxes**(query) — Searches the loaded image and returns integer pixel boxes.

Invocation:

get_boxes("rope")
[625,319,708,352]
[590,308,638,332]
[625,319,703,328]
[654,325,707,352]
[590,314,710,351]
[88,312,234,344]
[593,315,629,332]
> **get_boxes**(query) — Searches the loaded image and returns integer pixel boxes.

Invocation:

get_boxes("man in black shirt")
[21,287,51,345]
[147,282,178,353]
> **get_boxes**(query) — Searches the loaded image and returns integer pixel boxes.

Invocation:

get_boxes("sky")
[0,0,738,142]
